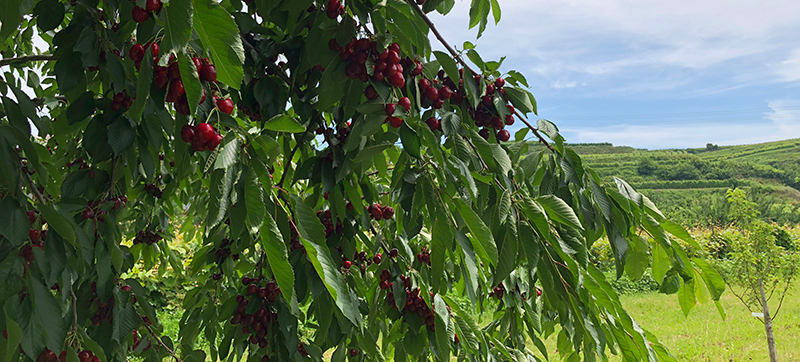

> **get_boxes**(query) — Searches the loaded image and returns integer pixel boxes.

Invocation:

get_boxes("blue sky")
[428,0,800,149]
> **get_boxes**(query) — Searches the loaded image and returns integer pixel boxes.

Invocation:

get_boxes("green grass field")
[538,286,800,361]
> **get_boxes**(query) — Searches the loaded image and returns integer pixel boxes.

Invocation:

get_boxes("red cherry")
[195,123,215,144]
[419,79,430,89]
[149,42,159,57]
[381,206,394,219]
[200,64,217,82]
[191,136,208,152]
[373,253,382,264]
[425,87,439,102]
[58,351,67,362]
[128,44,145,62]
[398,97,411,112]
[192,57,203,73]
[478,128,490,140]
[497,129,510,142]
[386,50,401,64]
[364,85,378,100]
[388,72,405,88]
[153,70,169,89]
[180,125,195,143]
[384,103,396,116]
[167,79,185,101]
[411,61,424,76]
[425,117,440,131]
[247,284,258,295]
[175,97,190,115]
[216,98,234,114]
[343,260,352,269]
[505,115,515,126]
[207,134,223,150]
[81,207,95,220]
[349,349,359,357]
[78,351,92,362]
[388,116,402,128]
[495,77,505,88]
[145,0,162,13]
[29,229,41,243]
[199,89,207,104]
[486,84,495,95]
[439,86,452,100]
[389,42,401,53]
[26,211,36,224]
[131,6,150,23]
[380,280,389,289]
[167,62,181,80]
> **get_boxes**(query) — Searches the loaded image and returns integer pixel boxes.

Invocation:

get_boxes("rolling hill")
[565,138,800,227]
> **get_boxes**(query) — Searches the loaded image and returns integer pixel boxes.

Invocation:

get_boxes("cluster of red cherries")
[324,0,346,19]
[133,229,163,245]
[367,203,394,220]
[213,238,240,266]
[316,208,345,237]
[110,90,133,111]
[131,0,162,23]
[180,123,223,152]
[416,247,431,265]
[386,275,437,330]
[32,348,101,362]
[230,277,281,349]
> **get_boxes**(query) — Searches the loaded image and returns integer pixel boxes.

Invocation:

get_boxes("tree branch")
[0,55,55,67]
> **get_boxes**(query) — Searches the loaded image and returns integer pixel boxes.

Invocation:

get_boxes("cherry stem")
[25,171,47,204]
[0,54,55,67]
[404,0,555,152]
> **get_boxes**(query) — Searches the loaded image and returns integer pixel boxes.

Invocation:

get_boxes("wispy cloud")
[775,49,800,83]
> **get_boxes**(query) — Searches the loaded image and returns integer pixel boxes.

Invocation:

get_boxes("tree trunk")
[759,277,779,362]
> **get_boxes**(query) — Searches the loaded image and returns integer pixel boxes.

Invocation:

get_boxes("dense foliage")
[0,0,727,361]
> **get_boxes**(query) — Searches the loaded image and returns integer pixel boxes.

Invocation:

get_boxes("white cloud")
[429,0,800,87]
[551,80,580,89]
[775,49,800,82]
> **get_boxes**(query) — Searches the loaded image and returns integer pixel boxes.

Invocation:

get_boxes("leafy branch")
[0,54,55,67]
[404,0,555,152]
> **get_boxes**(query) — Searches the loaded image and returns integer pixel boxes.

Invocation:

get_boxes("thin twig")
[0,55,55,67]
[26,172,47,204]
[142,320,183,362]
[71,288,79,333]
[277,129,311,188]
[461,135,488,172]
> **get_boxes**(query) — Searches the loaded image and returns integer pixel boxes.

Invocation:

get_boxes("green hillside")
[565,139,800,227]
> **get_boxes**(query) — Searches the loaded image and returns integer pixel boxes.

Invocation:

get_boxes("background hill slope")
[565,139,800,227]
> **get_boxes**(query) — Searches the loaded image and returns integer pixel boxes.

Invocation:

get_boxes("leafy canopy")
[0,0,725,361]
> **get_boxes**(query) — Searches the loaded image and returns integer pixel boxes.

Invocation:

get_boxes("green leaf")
[536,194,583,230]
[466,50,485,71]
[178,51,202,116]
[430,215,452,293]
[2,97,30,135]
[207,167,236,229]
[504,87,535,115]
[399,121,421,159]
[661,220,702,250]
[184,350,206,362]
[490,0,501,24]
[263,114,306,133]
[162,0,193,54]
[213,136,240,170]
[192,0,245,87]
[293,196,362,326]
[244,170,265,233]
[0,198,27,246]
[129,47,153,123]
[107,118,135,155]
[677,277,696,316]
[537,118,558,139]
[433,51,459,83]
[691,258,725,301]
[440,112,460,136]
[453,198,498,266]
[4,318,22,362]
[32,279,67,352]
[0,0,26,43]
[260,209,298,313]
[33,0,63,32]
[624,236,649,280]
[37,204,77,246]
